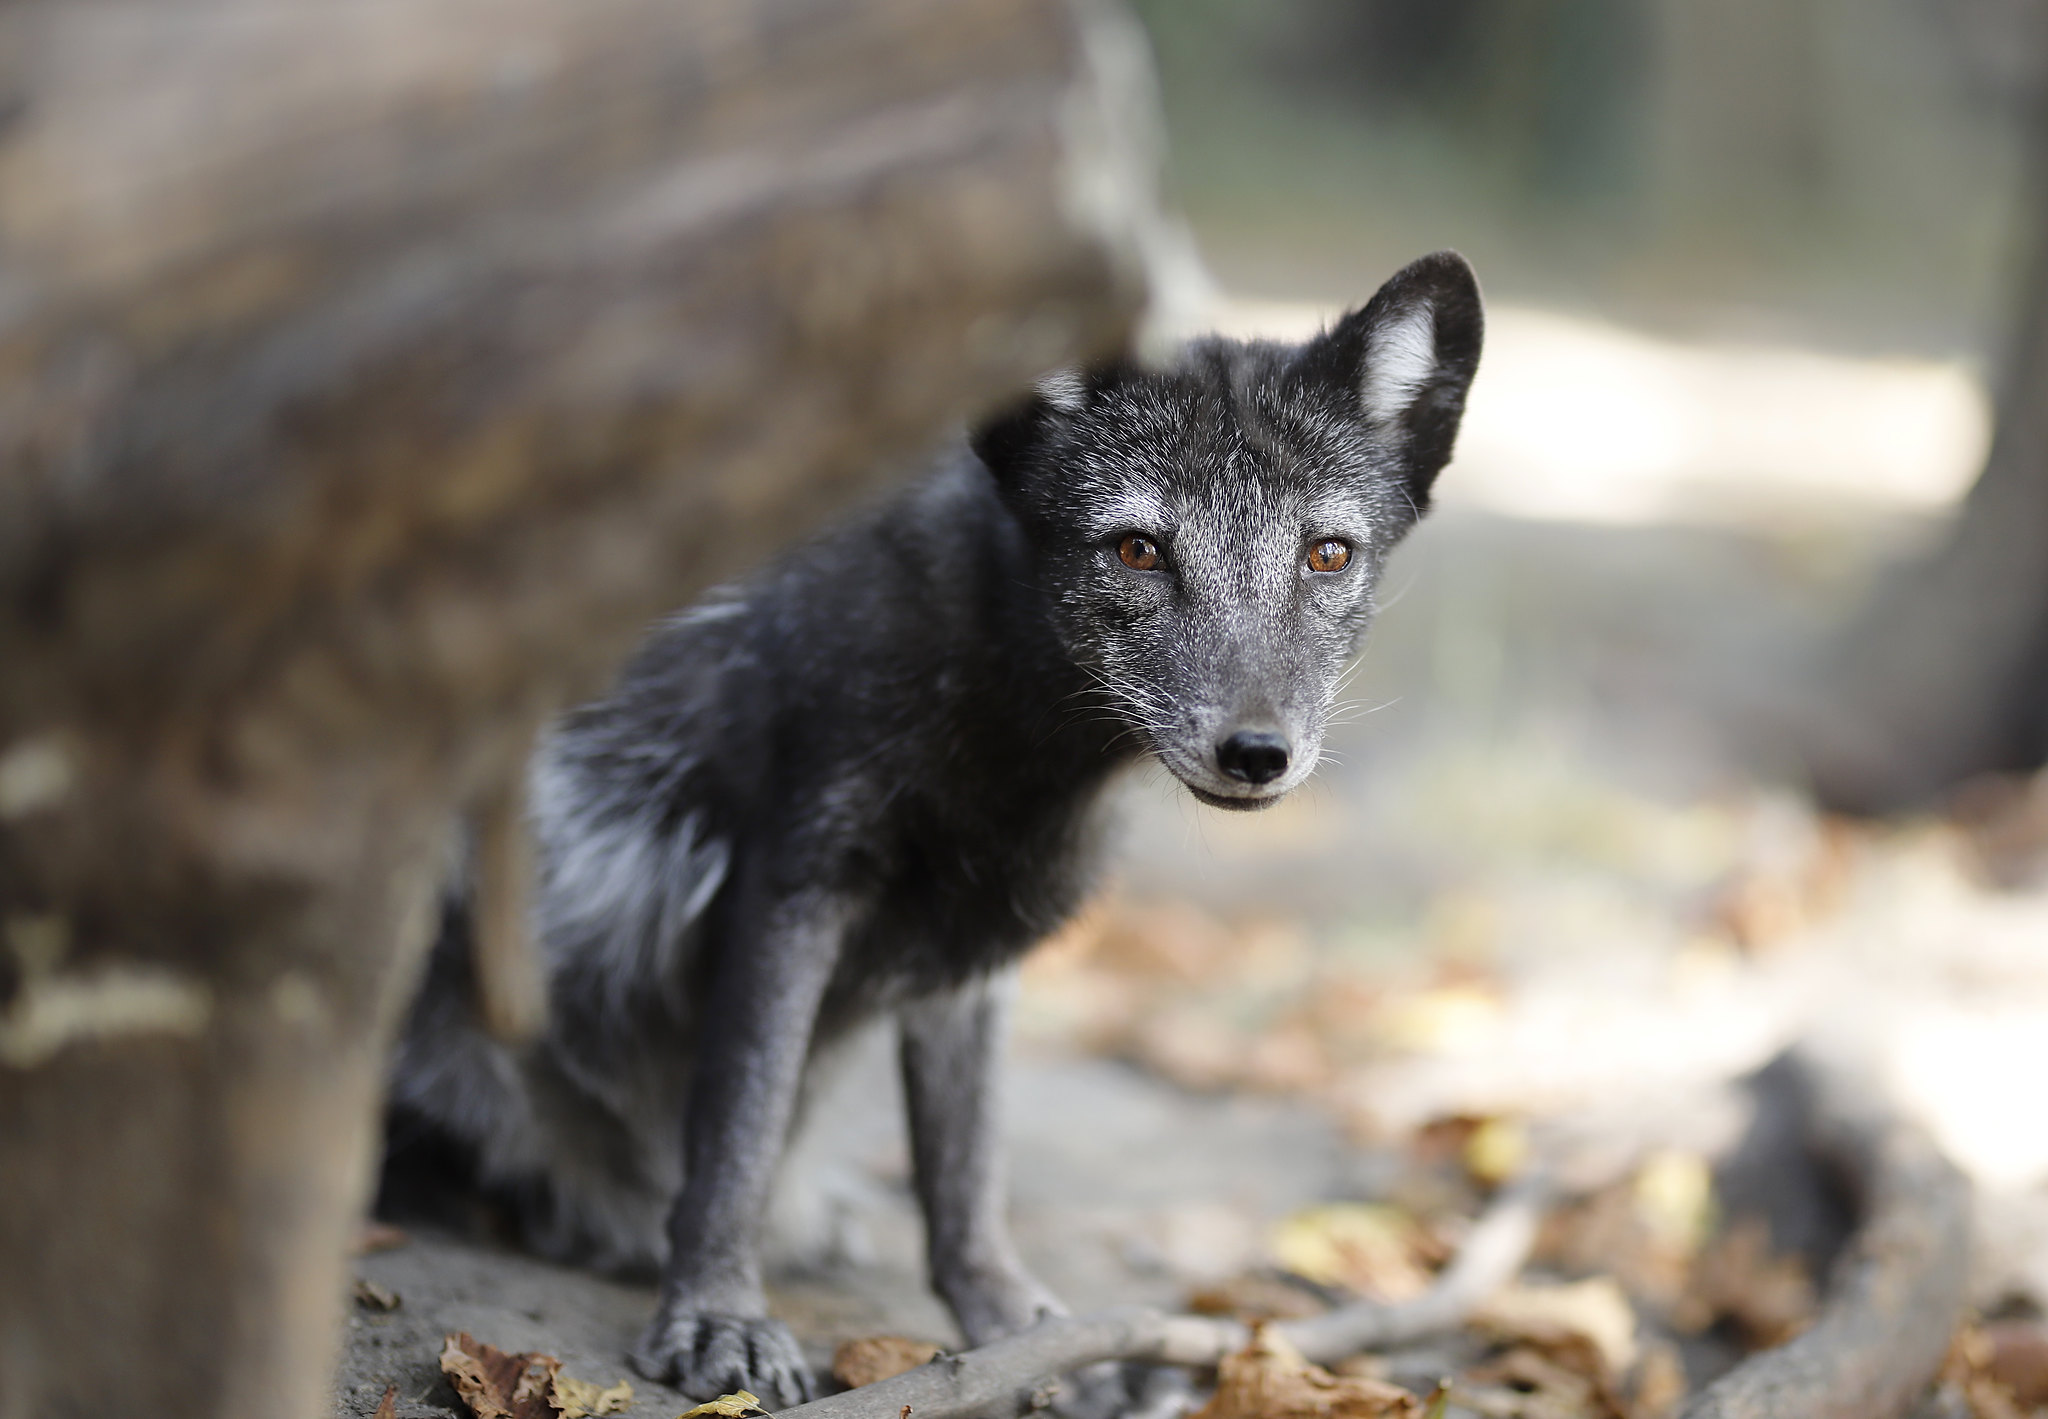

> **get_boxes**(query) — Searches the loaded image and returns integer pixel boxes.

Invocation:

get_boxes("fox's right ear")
[970,368,1092,480]
[1303,251,1484,509]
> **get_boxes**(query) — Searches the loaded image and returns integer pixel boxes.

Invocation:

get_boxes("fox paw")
[629,1310,814,1409]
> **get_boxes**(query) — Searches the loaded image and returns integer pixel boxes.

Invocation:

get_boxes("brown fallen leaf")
[1467,1341,1626,1419]
[832,1336,944,1389]
[373,1383,399,1419]
[439,1332,559,1419]
[1535,1158,1712,1315]
[553,1372,634,1417]
[1475,1278,1638,1379]
[678,1392,769,1419]
[1951,771,2048,890]
[1270,1204,1435,1303]
[354,1277,401,1311]
[1088,898,1238,984]
[1627,1339,1687,1419]
[1940,1326,2028,1419]
[1188,1273,1329,1322]
[1128,1006,1250,1093]
[1240,1024,1336,1094]
[1980,1317,2048,1407]
[1674,1216,1815,1349]
[1464,1279,1641,1419]
[1190,1323,1423,1419]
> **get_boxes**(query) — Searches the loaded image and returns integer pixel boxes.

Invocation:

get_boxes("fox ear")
[970,368,1096,481]
[1304,250,1483,508]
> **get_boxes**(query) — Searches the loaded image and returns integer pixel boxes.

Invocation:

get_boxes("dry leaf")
[553,1373,634,1417]
[832,1336,943,1389]
[1467,1281,1639,1419]
[678,1391,768,1419]
[1537,1181,1694,1309]
[1409,1115,1483,1167]
[1476,1278,1638,1378]
[1632,1152,1713,1257]
[1241,1024,1335,1093]
[1953,771,2048,889]
[1674,1216,1815,1348]
[438,1332,560,1419]
[1091,899,1238,984]
[1188,1274,1329,1322]
[1941,1326,2028,1419]
[1627,1340,1687,1419]
[354,1278,401,1311]
[1129,1007,1249,1092]
[373,1383,399,1419]
[1462,1118,1528,1186]
[1271,1204,1434,1302]
[1190,1323,1422,1419]
[1980,1318,2048,1406]
[1467,1341,1626,1419]
[1373,984,1501,1056]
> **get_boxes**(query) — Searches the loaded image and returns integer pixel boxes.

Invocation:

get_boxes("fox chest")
[816,772,1112,1022]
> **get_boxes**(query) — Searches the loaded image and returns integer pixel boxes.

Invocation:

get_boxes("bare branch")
[773,1175,1550,1419]
[779,1048,1975,1419]
[1676,1054,1971,1419]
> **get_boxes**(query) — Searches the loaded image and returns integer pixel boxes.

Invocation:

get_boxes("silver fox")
[385,252,1484,1407]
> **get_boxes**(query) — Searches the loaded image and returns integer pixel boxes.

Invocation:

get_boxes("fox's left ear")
[1302,250,1483,509]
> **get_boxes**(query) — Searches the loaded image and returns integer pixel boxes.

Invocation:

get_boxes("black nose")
[1216,730,1290,785]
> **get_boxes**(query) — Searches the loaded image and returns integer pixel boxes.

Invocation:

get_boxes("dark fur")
[386,253,1484,1405]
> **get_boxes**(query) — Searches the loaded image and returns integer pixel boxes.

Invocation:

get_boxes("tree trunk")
[0,3,1154,1416]
[1804,132,2048,812]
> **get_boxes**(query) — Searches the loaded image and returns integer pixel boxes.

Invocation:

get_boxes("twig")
[1676,1050,1972,1419]
[1284,1171,1548,1364]
[777,1046,1977,1419]
[772,1174,1549,1419]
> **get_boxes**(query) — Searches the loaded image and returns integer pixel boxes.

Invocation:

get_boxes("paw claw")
[631,1310,814,1409]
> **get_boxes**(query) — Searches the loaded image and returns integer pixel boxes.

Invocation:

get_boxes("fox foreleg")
[631,889,850,1406]
[899,970,1063,1347]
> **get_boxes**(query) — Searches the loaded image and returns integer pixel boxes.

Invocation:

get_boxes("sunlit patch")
[1171,296,1989,527]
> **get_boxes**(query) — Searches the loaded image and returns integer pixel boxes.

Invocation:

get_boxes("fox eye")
[1118,535,1163,571]
[1306,539,1352,574]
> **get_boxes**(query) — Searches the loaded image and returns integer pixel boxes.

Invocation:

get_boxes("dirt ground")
[337,483,2048,1416]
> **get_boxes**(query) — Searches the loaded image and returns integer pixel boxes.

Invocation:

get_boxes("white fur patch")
[1081,491,1174,543]
[1362,304,1437,425]
[1036,368,1089,413]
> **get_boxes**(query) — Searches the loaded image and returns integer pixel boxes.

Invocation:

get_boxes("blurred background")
[1015,0,2048,1401]
[1144,0,2032,349]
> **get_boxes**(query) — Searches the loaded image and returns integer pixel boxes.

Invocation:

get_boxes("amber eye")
[1118,535,1162,571]
[1306,539,1352,574]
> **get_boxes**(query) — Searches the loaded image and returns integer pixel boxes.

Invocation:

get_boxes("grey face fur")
[979,250,1483,809]
[1012,372,1410,808]
[383,252,1482,1412]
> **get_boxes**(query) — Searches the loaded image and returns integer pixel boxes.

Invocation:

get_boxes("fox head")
[974,251,1483,810]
